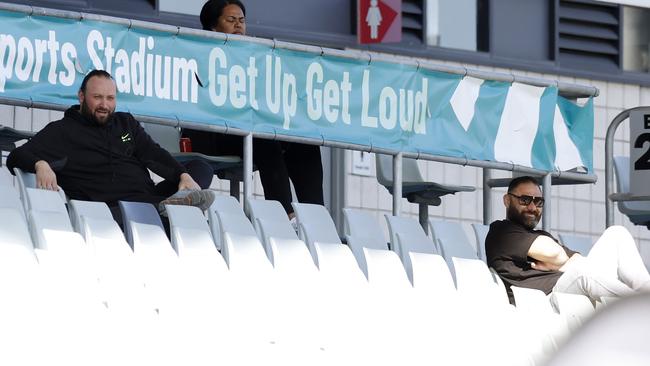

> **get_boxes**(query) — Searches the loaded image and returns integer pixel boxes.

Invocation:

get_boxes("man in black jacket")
[7,69,214,220]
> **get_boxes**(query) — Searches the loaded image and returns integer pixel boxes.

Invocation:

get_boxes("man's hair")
[200,0,246,31]
[79,69,113,93]
[507,176,541,193]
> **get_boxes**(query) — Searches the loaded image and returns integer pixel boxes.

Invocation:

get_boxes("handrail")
[0,2,599,99]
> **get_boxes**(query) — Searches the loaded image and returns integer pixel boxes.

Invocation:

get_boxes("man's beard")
[507,204,540,230]
[80,101,114,125]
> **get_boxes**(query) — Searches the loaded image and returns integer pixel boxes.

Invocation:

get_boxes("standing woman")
[183,0,324,218]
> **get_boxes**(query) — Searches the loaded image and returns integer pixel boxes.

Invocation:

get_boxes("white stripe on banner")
[450,76,484,131]
[553,105,585,171]
[494,83,546,167]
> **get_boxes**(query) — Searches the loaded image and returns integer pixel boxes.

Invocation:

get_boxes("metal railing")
[0,2,600,229]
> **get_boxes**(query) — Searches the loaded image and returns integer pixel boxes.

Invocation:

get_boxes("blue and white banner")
[0,8,594,172]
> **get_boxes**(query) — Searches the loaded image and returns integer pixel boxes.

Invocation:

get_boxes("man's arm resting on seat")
[34,160,58,191]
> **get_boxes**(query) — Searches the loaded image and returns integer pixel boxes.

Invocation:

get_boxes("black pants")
[109,158,214,233]
[183,129,324,214]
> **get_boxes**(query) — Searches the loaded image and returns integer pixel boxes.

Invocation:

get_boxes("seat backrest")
[558,233,593,256]
[221,231,272,272]
[510,286,554,315]
[142,123,180,153]
[118,201,164,249]
[130,221,175,259]
[342,208,388,250]
[14,168,67,208]
[375,154,425,187]
[0,166,13,186]
[25,187,67,214]
[28,210,75,250]
[166,204,216,255]
[471,223,490,262]
[0,185,26,222]
[0,207,35,252]
[257,217,299,262]
[68,199,114,237]
[430,219,478,275]
[218,212,258,237]
[385,214,435,259]
[208,195,246,251]
[407,251,456,294]
[363,247,411,289]
[247,198,288,232]
[451,257,509,307]
[613,155,650,214]
[13,167,36,202]
[81,216,130,249]
[291,202,341,245]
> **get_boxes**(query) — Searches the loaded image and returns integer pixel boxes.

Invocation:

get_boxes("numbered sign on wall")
[630,109,650,196]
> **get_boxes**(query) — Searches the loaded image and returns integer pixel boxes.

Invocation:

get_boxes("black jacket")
[7,105,185,205]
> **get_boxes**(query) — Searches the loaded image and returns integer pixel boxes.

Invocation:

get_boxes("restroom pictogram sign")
[357,0,401,44]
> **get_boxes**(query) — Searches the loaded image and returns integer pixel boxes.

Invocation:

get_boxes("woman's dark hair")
[200,0,246,31]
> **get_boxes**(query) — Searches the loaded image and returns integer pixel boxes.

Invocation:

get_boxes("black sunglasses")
[508,193,545,208]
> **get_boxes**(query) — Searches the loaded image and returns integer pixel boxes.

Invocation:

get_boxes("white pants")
[552,225,650,301]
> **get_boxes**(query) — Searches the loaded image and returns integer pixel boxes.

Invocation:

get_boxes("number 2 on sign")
[635,114,650,170]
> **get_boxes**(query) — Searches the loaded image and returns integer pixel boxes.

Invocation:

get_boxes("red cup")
[179,137,192,152]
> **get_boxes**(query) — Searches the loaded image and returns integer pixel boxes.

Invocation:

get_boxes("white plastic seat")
[166,204,218,257]
[291,202,341,263]
[558,233,593,256]
[128,220,181,314]
[118,201,165,250]
[14,168,67,209]
[25,187,67,215]
[0,166,13,186]
[80,216,130,249]
[291,202,341,244]
[79,216,158,317]
[257,218,299,263]
[0,185,26,222]
[207,195,246,251]
[511,286,555,315]
[613,156,650,227]
[549,291,596,331]
[68,199,114,238]
[0,207,36,266]
[385,215,437,283]
[429,219,477,263]
[248,198,297,249]
[452,257,510,307]
[545,293,650,366]
[363,247,411,289]
[471,223,490,262]
[221,230,272,272]
[342,208,388,250]
[28,210,75,249]
[267,237,318,273]
[343,208,390,274]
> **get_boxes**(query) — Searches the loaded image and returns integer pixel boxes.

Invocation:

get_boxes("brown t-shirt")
[486,220,578,303]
